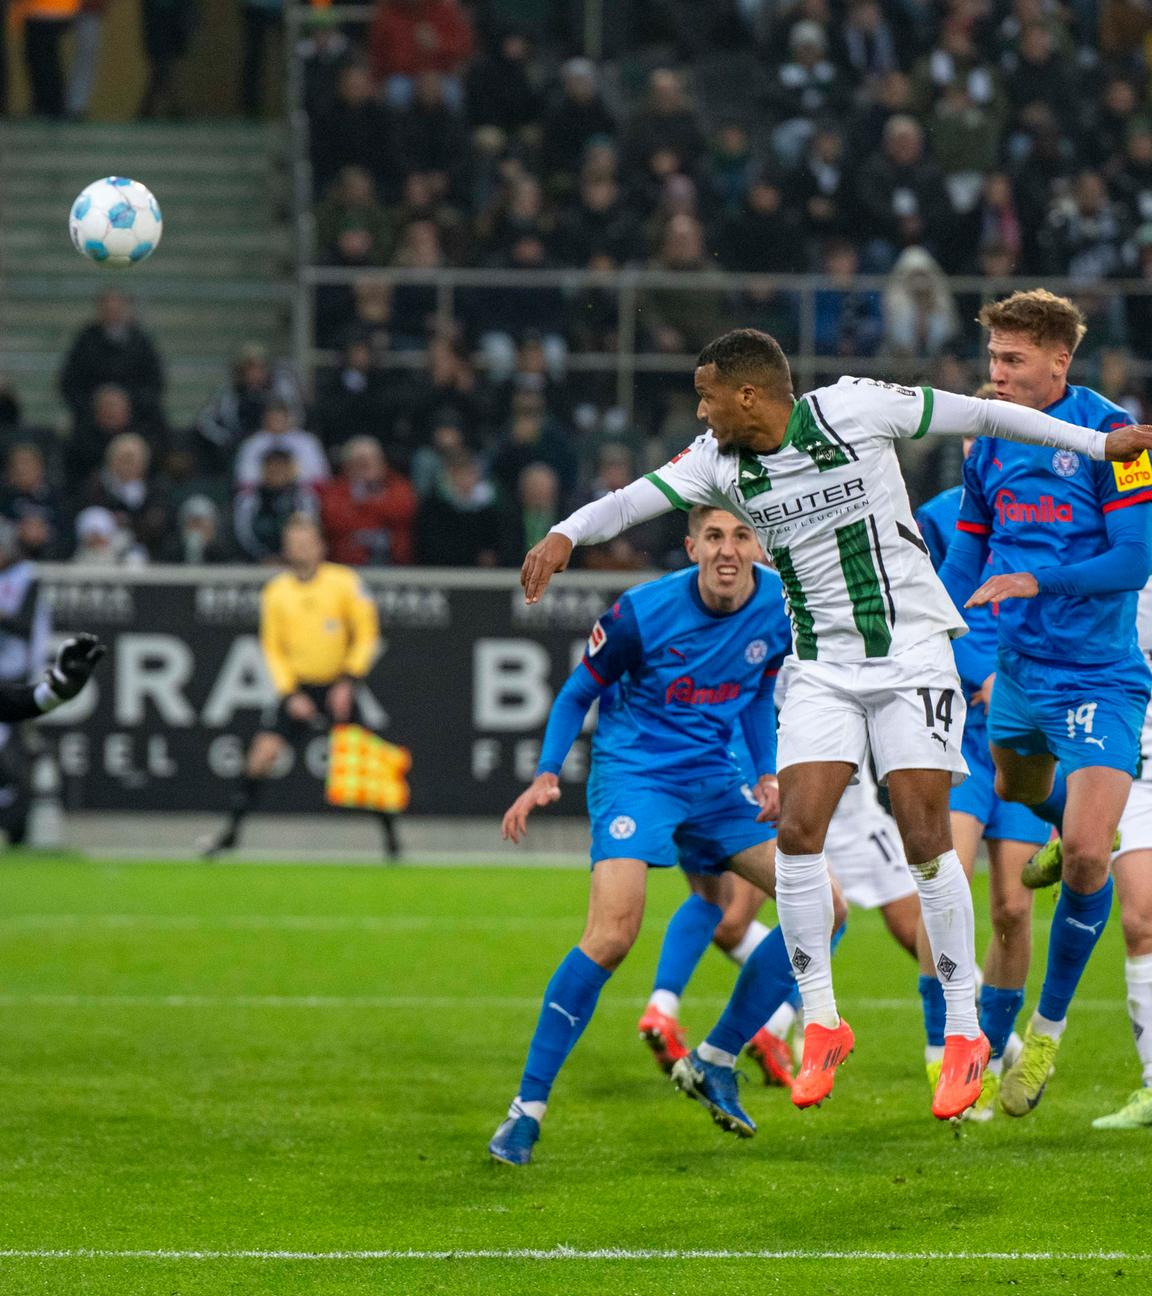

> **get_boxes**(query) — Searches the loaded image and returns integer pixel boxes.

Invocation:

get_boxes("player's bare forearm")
[1105,426,1152,461]
[965,572,1039,608]
[501,774,561,842]
[521,533,574,605]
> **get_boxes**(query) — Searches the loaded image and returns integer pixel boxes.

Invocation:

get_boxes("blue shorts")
[988,647,1151,779]
[951,709,1050,845]
[587,767,775,873]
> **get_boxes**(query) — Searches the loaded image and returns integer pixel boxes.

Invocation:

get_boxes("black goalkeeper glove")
[47,633,107,701]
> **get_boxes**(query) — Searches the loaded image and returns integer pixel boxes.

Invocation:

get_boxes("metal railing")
[282,4,1152,423]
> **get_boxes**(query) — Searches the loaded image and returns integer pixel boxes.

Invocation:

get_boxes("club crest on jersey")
[744,638,768,665]
[1051,449,1080,478]
[1113,450,1152,492]
[608,815,636,840]
[587,622,607,655]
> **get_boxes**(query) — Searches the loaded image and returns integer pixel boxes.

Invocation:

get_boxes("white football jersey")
[1135,582,1152,783]
[647,377,967,662]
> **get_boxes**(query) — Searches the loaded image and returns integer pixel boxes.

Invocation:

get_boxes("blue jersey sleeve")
[535,597,643,776]
[739,662,782,777]
[1035,480,1152,596]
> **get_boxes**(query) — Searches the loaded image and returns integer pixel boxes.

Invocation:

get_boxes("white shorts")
[1116,780,1152,859]
[776,634,969,786]
[824,768,918,910]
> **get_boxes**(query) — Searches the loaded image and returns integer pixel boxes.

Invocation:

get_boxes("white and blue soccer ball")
[69,177,163,267]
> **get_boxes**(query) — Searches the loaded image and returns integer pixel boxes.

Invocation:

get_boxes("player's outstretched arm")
[928,389,1152,461]
[0,632,108,723]
[520,476,678,604]
[502,773,562,843]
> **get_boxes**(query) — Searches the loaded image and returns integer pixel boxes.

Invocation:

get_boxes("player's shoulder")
[321,561,365,590]
[1064,384,1129,431]
[626,566,696,613]
[262,569,293,598]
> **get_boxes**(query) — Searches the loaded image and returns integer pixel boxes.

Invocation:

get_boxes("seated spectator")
[314,338,393,450]
[538,58,617,195]
[369,0,475,110]
[310,62,396,197]
[846,69,915,159]
[478,174,555,264]
[489,334,569,424]
[159,496,233,564]
[840,0,899,92]
[813,241,884,358]
[197,344,304,478]
[636,216,727,354]
[404,333,494,449]
[578,443,683,570]
[490,391,578,504]
[234,402,330,490]
[553,169,642,268]
[715,172,806,272]
[1081,77,1144,176]
[931,87,1006,250]
[390,170,470,263]
[1002,23,1079,134]
[298,8,353,120]
[621,69,705,182]
[708,121,757,217]
[513,462,560,552]
[854,114,953,268]
[0,444,66,560]
[882,245,961,358]
[766,22,846,166]
[1040,169,1135,280]
[968,172,1023,272]
[72,505,146,567]
[409,410,471,496]
[81,432,171,558]
[789,126,853,250]
[320,436,418,565]
[70,383,156,489]
[1111,127,1152,228]
[464,238,568,380]
[415,450,511,566]
[316,165,396,267]
[59,290,165,433]
[389,219,445,346]
[233,449,319,562]
[394,72,470,200]
[465,29,540,141]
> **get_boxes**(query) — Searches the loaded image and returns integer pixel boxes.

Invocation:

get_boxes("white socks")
[512,1097,546,1122]
[774,849,838,1029]
[698,1041,737,1068]
[649,989,680,1018]
[1032,1011,1066,1041]
[1126,953,1152,1085]
[911,849,980,1039]
[724,920,770,966]
[765,1001,797,1038]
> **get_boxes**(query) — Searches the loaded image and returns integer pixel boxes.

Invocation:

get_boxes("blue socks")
[1037,877,1113,1023]
[704,923,796,1056]
[979,985,1025,1058]
[1031,767,1067,833]
[653,893,724,997]
[519,947,613,1103]
[919,973,946,1047]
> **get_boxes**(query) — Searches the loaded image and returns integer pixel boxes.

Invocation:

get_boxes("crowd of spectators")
[9,0,1152,569]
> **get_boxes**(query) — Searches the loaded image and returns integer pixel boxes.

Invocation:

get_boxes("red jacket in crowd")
[320,471,418,566]
[370,0,475,80]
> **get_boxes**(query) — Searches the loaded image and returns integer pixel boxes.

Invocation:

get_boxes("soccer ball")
[69,177,163,267]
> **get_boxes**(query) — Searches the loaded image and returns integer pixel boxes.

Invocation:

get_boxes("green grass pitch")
[0,856,1149,1295]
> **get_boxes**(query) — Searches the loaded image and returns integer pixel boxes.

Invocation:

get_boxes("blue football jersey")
[916,484,998,692]
[581,565,793,781]
[956,384,1151,664]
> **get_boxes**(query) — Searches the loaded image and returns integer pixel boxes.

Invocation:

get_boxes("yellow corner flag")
[326,725,412,813]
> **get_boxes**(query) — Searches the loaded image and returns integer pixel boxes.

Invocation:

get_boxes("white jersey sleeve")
[551,476,672,547]
[830,377,936,442]
[927,389,1111,460]
[644,433,734,511]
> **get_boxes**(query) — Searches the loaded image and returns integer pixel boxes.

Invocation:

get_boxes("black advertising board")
[38,567,646,815]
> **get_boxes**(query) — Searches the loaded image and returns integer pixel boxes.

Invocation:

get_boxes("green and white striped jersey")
[646,376,968,662]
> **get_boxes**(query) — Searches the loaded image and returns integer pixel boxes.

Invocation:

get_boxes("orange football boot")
[791,1018,855,1108]
[637,1004,688,1074]
[931,1032,991,1120]
[747,1026,795,1088]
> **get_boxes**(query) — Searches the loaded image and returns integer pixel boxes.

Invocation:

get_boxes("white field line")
[0,1247,1145,1262]
[0,914,577,932]
[0,993,1122,1012]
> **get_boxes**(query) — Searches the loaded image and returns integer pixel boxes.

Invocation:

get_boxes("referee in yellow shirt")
[201,516,400,859]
